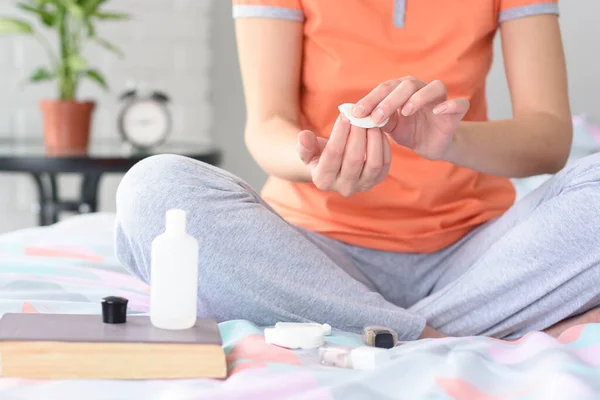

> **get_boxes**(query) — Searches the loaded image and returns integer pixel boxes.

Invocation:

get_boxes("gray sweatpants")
[114,153,600,340]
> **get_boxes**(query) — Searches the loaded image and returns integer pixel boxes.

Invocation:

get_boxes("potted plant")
[0,0,129,154]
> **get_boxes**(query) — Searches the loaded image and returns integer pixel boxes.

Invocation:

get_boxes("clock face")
[122,100,170,147]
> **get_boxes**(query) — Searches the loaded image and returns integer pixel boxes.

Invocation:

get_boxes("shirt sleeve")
[232,0,304,22]
[498,0,559,23]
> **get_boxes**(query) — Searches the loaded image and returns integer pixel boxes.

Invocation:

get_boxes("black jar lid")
[101,296,128,324]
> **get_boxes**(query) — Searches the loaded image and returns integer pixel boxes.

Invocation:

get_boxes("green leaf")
[29,66,55,83]
[17,3,55,26]
[93,11,129,20]
[67,4,84,18]
[94,37,123,57]
[83,0,104,17]
[66,55,87,71]
[0,17,34,34]
[84,18,95,37]
[84,69,108,90]
[57,0,84,18]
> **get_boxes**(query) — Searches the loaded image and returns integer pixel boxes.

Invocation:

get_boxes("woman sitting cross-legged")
[115,0,600,340]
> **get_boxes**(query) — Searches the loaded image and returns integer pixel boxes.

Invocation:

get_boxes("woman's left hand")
[352,77,470,161]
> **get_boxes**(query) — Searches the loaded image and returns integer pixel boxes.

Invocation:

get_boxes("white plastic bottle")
[150,209,199,330]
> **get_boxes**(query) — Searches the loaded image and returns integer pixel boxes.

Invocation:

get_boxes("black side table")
[0,139,222,226]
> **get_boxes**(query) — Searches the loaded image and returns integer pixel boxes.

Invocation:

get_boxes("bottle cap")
[101,296,128,324]
[362,325,398,348]
[350,347,391,370]
[165,209,187,233]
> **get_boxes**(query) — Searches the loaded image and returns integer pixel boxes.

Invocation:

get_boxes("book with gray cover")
[0,313,226,379]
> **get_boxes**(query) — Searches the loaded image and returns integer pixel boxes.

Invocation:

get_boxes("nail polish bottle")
[318,345,391,370]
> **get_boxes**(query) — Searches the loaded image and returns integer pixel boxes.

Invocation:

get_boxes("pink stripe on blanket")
[436,377,504,400]
[25,246,103,262]
[227,334,301,376]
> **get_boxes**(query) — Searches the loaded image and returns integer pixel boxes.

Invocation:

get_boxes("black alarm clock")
[118,89,172,149]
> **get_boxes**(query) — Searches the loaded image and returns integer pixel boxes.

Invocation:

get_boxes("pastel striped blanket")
[0,214,598,399]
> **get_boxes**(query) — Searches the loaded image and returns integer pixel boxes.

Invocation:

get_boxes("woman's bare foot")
[543,308,600,338]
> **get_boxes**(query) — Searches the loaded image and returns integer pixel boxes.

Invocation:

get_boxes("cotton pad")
[338,103,389,129]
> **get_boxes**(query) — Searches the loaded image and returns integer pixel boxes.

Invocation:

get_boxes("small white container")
[265,323,330,349]
[275,322,332,336]
[150,209,199,330]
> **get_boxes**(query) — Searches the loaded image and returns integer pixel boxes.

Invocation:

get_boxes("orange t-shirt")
[233,0,559,253]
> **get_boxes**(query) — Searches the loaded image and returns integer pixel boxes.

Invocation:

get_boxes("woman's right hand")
[297,114,392,197]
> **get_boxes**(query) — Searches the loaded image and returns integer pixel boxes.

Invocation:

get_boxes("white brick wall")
[0,0,214,232]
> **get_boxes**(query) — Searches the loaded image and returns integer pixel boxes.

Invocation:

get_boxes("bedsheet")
[0,214,599,400]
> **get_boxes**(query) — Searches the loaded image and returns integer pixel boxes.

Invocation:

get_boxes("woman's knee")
[551,152,600,194]
[116,154,191,231]
[115,154,248,239]
[115,154,209,277]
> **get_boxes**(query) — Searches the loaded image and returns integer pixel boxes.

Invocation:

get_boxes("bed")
[1,213,599,399]
[0,116,599,400]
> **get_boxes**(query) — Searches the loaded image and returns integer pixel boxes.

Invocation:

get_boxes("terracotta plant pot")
[39,100,95,155]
